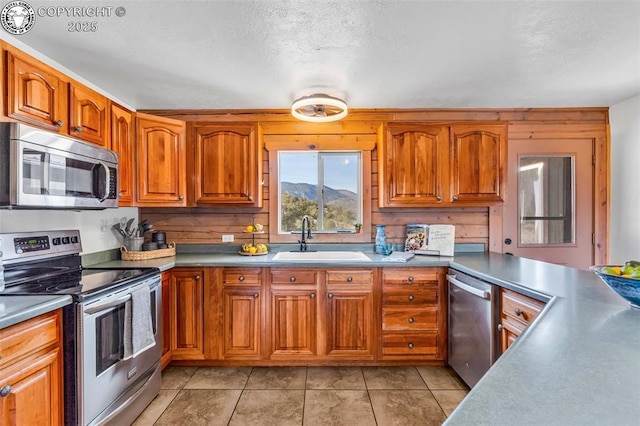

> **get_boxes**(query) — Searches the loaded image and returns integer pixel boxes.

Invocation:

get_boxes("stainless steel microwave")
[0,123,118,209]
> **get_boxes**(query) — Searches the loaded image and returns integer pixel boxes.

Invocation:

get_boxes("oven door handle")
[84,294,131,315]
[447,274,490,299]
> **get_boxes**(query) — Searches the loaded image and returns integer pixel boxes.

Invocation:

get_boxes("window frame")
[265,134,374,244]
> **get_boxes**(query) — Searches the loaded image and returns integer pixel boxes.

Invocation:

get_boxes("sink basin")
[272,251,372,262]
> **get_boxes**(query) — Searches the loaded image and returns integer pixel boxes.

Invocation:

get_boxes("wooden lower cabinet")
[270,289,317,358]
[170,268,206,360]
[160,271,172,369]
[381,268,447,361]
[499,288,546,353]
[219,268,263,360]
[0,310,64,425]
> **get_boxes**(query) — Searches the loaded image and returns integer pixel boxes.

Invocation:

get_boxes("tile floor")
[133,366,469,426]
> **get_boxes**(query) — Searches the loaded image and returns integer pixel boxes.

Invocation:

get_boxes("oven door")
[11,139,118,209]
[79,276,161,425]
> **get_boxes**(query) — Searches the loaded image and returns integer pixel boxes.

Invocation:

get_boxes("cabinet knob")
[452,196,459,201]
[408,295,414,301]
[118,192,124,198]
[0,385,11,397]
[178,195,184,201]
[328,293,334,299]
[248,196,253,201]
[290,276,296,282]
[54,120,64,127]
[239,276,245,282]
[346,276,353,283]
[74,126,83,133]
[195,275,200,280]
[514,308,523,316]
[408,317,415,324]
[408,343,414,349]
[310,293,315,299]
[436,195,442,201]
[497,323,503,331]
[408,276,414,283]
[253,293,259,299]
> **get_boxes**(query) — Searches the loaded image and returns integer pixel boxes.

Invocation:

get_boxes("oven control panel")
[0,230,82,263]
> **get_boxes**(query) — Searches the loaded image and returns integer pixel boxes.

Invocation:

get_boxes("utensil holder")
[123,237,144,252]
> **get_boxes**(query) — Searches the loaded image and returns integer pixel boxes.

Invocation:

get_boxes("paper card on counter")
[405,224,455,257]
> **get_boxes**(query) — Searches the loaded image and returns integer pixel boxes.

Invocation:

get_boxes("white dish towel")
[123,285,155,359]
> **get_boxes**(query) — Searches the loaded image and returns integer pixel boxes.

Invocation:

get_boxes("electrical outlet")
[222,235,234,243]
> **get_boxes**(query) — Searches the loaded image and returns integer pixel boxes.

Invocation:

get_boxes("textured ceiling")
[4,0,640,110]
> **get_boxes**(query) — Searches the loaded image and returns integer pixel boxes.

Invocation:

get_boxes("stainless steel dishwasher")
[447,268,499,388]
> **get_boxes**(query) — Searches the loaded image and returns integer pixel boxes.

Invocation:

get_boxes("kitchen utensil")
[112,223,128,238]
[124,218,135,236]
[123,237,143,252]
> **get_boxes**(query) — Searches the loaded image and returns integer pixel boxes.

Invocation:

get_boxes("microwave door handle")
[42,152,51,195]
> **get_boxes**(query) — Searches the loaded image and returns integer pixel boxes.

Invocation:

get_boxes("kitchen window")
[265,134,375,243]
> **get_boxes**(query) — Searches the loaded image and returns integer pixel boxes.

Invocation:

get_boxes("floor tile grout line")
[362,367,380,426]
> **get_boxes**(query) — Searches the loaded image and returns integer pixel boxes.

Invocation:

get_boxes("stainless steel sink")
[272,251,372,262]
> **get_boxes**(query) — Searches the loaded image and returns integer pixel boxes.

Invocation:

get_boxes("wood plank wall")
[140,108,608,254]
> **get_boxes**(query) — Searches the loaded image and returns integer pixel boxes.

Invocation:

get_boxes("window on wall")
[278,151,362,234]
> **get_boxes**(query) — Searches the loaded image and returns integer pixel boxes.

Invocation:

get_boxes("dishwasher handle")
[447,274,490,299]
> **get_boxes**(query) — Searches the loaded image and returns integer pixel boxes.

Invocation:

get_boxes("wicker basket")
[120,242,176,261]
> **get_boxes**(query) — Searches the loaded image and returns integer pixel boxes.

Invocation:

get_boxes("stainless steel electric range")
[0,230,162,426]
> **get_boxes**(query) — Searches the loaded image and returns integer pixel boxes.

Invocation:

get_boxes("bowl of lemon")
[590,261,640,309]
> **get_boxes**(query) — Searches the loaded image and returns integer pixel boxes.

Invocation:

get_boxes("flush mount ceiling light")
[291,94,348,122]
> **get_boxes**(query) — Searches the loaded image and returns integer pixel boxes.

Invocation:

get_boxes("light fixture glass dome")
[291,94,348,122]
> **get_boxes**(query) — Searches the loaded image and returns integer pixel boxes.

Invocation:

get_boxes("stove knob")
[62,237,70,244]
[52,238,61,245]
[71,236,78,244]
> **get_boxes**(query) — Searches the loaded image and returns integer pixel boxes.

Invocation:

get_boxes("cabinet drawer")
[382,308,437,331]
[383,288,438,306]
[381,332,438,356]
[0,310,60,369]
[326,270,373,285]
[223,268,262,285]
[271,269,317,285]
[383,269,440,287]
[501,289,545,326]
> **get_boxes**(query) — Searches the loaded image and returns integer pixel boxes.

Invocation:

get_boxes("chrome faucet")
[299,215,313,251]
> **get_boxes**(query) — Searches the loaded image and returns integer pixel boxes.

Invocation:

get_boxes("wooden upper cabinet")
[136,113,187,206]
[450,124,506,203]
[379,123,449,207]
[5,49,67,133]
[191,123,262,206]
[110,104,134,206]
[69,83,110,147]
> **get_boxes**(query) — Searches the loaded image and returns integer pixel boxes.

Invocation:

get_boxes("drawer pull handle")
[239,276,245,282]
[74,126,83,133]
[408,276,414,283]
[253,293,259,299]
[310,293,315,299]
[328,293,334,299]
[290,276,296,282]
[54,120,64,127]
[408,295,414,301]
[346,276,353,283]
[0,386,11,397]
[408,317,415,324]
[408,343,414,349]
[514,308,523,316]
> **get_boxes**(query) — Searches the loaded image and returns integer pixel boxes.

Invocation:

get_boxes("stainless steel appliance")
[0,123,118,209]
[0,230,161,425]
[447,268,499,388]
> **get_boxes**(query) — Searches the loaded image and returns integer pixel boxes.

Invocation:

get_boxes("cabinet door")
[326,289,374,358]
[450,124,506,203]
[192,123,261,206]
[379,124,449,207]
[222,288,261,359]
[270,290,317,358]
[0,349,63,426]
[5,49,67,133]
[171,269,205,360]
[160,271,172,369]
[111,104,134,206]
[69,83,109,147]
[136,113,186,206]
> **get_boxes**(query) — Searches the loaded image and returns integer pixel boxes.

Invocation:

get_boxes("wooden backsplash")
[140,148,489,247]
